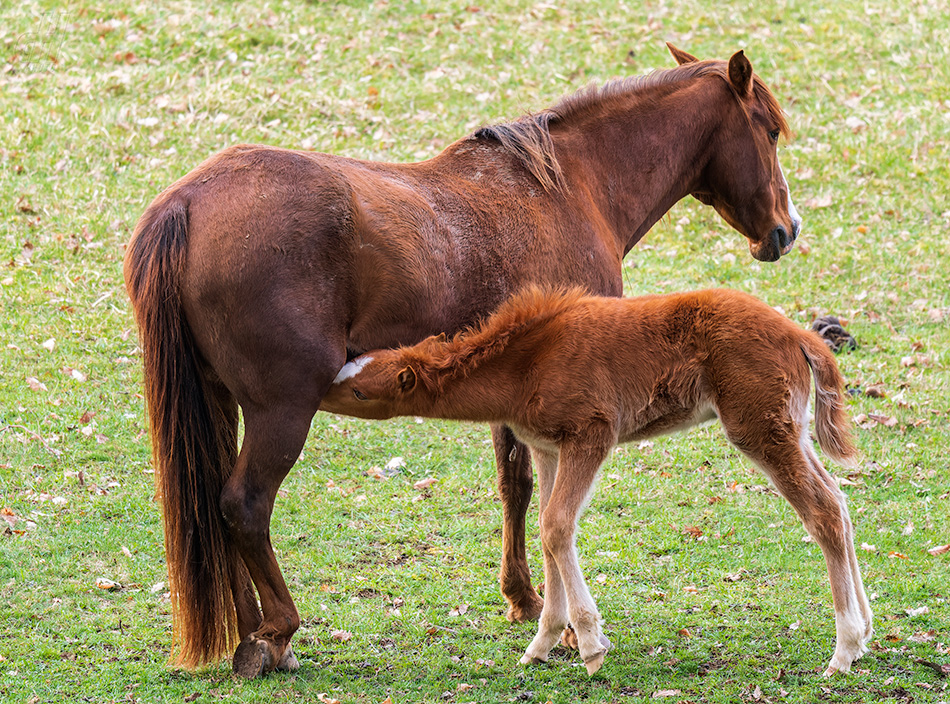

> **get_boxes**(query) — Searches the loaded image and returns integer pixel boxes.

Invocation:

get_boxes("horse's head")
[320,351,425,420]
[670,44,802,262]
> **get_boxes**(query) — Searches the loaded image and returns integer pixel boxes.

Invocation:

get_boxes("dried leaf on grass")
[854,413,898,429]
[26,377,47,391]
[682,525,703,539]
[916,658,950,677]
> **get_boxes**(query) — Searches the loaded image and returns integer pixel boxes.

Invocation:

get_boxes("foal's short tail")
[800,335,858,468]
[124,197,241,668]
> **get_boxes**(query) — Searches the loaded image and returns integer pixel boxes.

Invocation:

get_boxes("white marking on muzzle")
[333,355,373,384]
[780,163,803,236]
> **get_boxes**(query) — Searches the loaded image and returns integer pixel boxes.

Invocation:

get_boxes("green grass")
[2,1,949,702]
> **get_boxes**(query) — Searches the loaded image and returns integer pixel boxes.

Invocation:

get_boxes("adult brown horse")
[124,44,802,677]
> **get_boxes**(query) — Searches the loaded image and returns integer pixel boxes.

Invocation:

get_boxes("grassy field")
[1,1,948,702]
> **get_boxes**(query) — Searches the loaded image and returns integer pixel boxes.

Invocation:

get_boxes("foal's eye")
[768,129,780,143]
[353,388,367,401]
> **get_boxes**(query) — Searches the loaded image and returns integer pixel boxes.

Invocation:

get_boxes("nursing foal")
[320,287,873,676]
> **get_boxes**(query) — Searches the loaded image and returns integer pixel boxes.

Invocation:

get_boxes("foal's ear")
[667,42,699,65]
[433,332,447,343]
[397,366,417,394]
[728,50,754,97]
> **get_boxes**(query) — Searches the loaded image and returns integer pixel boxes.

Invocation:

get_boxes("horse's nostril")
[773,226,789,252]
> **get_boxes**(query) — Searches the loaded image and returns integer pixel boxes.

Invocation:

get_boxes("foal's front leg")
[520,448,569,664]
[525,439,612,674]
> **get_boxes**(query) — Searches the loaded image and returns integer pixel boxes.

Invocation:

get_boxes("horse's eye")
[768,129,780,142]
[353,388,367,401]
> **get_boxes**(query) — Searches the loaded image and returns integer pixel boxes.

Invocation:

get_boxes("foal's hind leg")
[220,405,315,678]
[802,441,874,667]
[735,429,872,675]
[492,424,544,622]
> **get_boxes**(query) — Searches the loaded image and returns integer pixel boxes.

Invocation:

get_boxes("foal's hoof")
[519,653,548,665]
[823,662,850,678]
[560,625,578,650]
[584,649,607,676]
[233,636,274,679]
[582,635,612,676]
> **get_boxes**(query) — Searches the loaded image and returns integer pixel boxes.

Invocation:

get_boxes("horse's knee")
[220,484,270,539]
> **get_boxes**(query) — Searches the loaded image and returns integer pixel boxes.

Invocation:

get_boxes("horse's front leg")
[491,424,544,622]
[220,405,313,678]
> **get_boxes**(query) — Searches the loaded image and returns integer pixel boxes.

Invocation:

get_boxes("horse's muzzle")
[771,224,796,258]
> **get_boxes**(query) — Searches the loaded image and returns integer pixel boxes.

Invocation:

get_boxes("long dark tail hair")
[124,197,242,668]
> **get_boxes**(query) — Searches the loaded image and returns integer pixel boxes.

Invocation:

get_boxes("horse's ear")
[433,332,447,343]
[667,42,699,65]
[397,366,417,394]
[728,50,753,97]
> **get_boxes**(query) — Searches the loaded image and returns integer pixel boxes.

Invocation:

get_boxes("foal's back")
[519,289,820,443]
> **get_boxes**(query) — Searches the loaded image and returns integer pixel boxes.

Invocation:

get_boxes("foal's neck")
[417,355,529,425]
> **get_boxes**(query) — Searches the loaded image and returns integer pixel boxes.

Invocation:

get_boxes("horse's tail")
[124,196,241,668]
[800,334,858,468]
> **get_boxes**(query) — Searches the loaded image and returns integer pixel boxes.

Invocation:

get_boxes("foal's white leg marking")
[521,449,568,665]
[780,162,803,236]
[556,535,609,675]
[531,445,611,675]
[332,355,373,384]
[795,433,873,676]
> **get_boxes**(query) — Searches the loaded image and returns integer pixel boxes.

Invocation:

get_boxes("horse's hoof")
[233,636,273,679]
[584,649,607,676]
[276,646,299,672]
[506,595,544,623]
[560,625,578,649]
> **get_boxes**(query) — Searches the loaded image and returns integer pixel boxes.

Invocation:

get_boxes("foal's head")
[320,351,420,420]
[669,44,803,262]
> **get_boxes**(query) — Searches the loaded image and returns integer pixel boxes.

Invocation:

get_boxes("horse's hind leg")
[492,424,544,622]
[731,423,872,675]
[220,404,315,678]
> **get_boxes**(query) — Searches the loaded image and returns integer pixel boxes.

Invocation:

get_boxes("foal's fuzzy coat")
[320,287,873,676]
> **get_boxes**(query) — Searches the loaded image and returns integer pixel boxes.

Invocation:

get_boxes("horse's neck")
[555,89,724,255]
